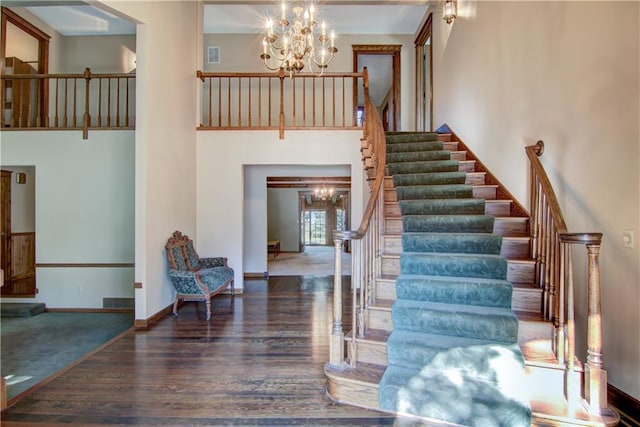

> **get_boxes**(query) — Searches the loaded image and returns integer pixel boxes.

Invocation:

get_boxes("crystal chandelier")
[260,1,338,76]
[314,185,334,201]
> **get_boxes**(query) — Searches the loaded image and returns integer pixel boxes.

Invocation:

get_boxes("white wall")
[197,130,364,288]
[433,1,640,399]
[61,35,136,73]
[0,131,134,308]
[98,0,200,321]
[203,33,416,130]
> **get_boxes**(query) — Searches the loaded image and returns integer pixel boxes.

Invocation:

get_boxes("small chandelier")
[260,1,338,76]
[443,0,457,24]
[314,185,334,201]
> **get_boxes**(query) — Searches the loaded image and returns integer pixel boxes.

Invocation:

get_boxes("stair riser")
[383,235,530,259]
[386,217,529,236]
[350,340,388,366]
[384,186,496,202]
[325,372,380,411]
[368,307,393,331]
[380,257,534,283]
[450,151,466,161]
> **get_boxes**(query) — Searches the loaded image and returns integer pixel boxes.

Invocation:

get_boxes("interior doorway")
[415,13,433,131]
[352,45,401,132]
[265,175,350,276]
[1,6,51,128]
[1,167,36,296]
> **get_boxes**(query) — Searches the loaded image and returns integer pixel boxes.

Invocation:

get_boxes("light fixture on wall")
[260,1,338,76]
[443,0,457,24]
[314,185,334,201]
[15,172,26,184]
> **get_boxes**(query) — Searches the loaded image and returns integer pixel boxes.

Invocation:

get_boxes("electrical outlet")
[623,230,635,248]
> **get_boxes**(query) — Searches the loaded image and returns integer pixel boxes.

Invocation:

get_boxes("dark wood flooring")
[1,276,399,426]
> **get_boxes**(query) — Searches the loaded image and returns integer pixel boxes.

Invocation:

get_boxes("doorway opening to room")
[352,44,401,132]
[1,6,50,128]
[266,175,350,276]
[1,167,36,297]
[415,13,433,131]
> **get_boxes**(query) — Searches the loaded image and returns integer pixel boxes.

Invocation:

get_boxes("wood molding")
[134,303,173,331]
[352,44,402,53]
[608,383,640,422]
[36,263,134,268]
[244,272,267,279]
[1,7,51,41]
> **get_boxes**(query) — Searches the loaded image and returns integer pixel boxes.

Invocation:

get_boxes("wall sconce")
[15,172,26,184]
[443,0,457,24]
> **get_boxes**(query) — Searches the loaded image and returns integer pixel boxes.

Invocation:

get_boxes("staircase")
[325,130,619,426]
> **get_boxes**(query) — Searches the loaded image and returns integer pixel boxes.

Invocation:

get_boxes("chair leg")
[173,295,180,316]
[205,298,212,321]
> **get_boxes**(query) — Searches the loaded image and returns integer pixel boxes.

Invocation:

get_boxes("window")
[304,210,327,245]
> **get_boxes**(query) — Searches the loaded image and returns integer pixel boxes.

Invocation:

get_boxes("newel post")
[583,236,608,413]
[329,236,345,368]
[82,67,92,140]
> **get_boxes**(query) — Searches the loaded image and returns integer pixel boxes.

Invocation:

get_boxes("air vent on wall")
[208,47,220,64]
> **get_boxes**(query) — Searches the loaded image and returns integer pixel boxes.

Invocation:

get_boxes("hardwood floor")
[1,276,398,426]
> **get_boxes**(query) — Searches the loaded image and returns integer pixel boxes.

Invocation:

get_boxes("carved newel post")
[583,239,607,413]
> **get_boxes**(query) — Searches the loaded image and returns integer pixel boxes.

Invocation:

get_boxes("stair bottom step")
[326,362,619,427]
[380,365,531,427]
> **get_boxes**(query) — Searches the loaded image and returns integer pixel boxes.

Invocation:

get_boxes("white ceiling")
[17,2,430,36]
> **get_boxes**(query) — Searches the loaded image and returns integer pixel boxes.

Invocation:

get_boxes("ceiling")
[10,2,430,36]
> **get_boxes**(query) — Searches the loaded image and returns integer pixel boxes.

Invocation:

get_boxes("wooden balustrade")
[1,68,135,139]
[197,69,364,139]
[328,69,387,369]
[526,140,610,414]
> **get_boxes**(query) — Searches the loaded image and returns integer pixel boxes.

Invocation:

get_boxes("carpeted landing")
[1,311,134,401]
[378,132,531,426]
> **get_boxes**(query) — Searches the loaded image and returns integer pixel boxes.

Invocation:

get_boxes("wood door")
[1,170,11,286]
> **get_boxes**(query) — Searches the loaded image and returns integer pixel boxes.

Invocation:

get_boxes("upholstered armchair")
[165,231,234,320]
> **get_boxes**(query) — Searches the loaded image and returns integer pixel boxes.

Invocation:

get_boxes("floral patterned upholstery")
[165,230,235,320]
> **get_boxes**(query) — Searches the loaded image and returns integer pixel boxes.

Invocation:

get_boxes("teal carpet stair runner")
[378,132,531,426]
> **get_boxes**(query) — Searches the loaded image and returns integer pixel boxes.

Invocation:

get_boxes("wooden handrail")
[525,140,568,233]
[328,68,386,369]
[1,68,135,138]
[526,141,611,415]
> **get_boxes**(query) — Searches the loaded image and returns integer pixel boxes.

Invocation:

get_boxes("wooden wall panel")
[11,232,35,279]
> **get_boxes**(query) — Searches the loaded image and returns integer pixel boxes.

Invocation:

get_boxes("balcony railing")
[1,68,135,139]
[197,68,365,139]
